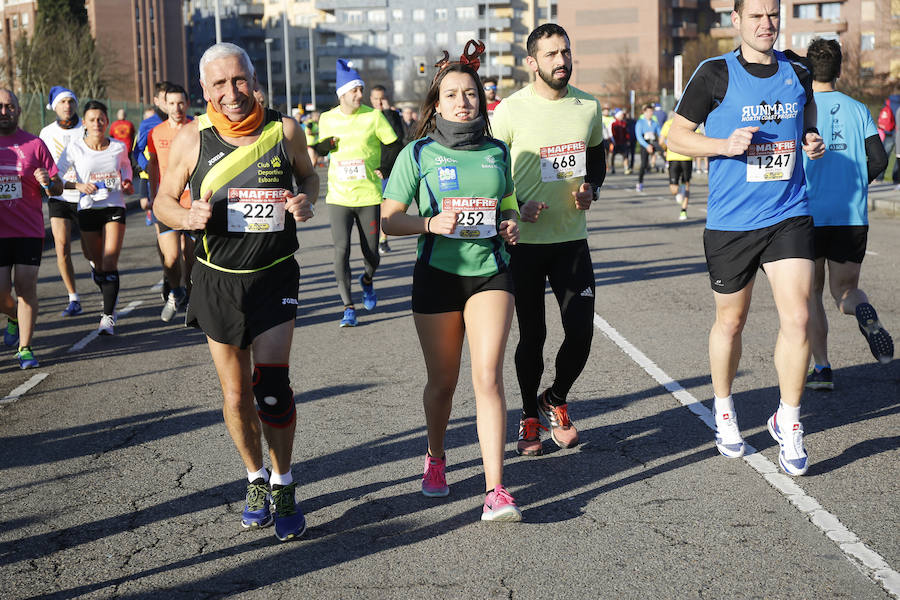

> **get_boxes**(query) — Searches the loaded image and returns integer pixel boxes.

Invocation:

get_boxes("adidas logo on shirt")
[580,287,593,298]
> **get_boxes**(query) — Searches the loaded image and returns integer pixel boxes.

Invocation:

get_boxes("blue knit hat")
[46,86,77,111]
[335,59,364,98]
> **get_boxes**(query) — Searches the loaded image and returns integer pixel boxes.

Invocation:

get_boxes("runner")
[0,88,63,368]
[666,0,825,476]
[369,84,404,256]
[801,37,892,390]
[39,86,86,317]
[56,100,133,335]
[491,24,606,456]
[610,110,633,175]
[109,109,136,158]
[153,42,319,542]
[634,103,661,192]
[381,43,523,521]
[135,82,169,272]
[659,113,695,220]
[482,76,501,118]
[314,59,400,327]
[148,83,194,322]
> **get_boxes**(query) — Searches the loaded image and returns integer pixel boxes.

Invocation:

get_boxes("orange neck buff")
[206,100,264,137]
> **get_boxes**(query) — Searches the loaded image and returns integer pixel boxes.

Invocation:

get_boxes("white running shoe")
[714,410,746,458]
[767,413,808,476]
[161,292,178,322]
[98,313,115,336]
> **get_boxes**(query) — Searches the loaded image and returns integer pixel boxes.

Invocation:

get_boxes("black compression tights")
[328,203,381,307]
[508,239,595,418]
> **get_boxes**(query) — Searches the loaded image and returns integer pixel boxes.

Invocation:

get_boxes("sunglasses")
[484,85,497,90]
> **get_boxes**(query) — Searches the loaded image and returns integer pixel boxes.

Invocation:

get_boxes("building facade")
[85,0,188,104]
[0,0,38,89]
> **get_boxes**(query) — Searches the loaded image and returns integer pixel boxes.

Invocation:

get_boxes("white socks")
[247,467,268,483]
[713,394,734,418]
[270,470,293,487]
[777,401,801,430]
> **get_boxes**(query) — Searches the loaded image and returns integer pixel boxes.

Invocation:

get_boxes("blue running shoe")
[271,483,306,541]
[16,346,38,370]
[359,274,377,310]
[767,412,808,476]
[340,307,358,327]
[4,319,19,347]
[240,478,273,529]
[61,300,83,317]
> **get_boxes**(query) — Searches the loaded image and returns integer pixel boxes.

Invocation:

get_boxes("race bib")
[0,175,22,200]
[746,140,796,182]
[336,159,366,181]
[539,141,586,182]
[442,197,497,239]
[227,188,286,233]
[89,171,122,191]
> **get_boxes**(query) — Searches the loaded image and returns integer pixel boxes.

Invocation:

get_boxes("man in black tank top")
[154,42,319,542]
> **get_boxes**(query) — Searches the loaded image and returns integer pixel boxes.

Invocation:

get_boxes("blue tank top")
[705,50,809,231]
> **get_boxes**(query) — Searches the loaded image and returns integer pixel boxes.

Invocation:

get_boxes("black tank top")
[189,108,297,272]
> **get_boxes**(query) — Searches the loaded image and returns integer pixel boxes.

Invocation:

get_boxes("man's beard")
[537,64,571,91]
[0,119,16,135]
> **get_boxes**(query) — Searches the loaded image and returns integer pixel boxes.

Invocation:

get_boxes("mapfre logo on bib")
[741,100,799,124]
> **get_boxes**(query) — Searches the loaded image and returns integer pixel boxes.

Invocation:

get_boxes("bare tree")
[680,34,724,87]
[604,45,653,109]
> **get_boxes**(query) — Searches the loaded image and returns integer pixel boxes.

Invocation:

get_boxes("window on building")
[793,4,817,19]
[861,0,875,20]
[392,9,403,21]
[392,33,404,46]
[295,37,308,50]
[436,32,449,45]
[346,33,365,47]
[791,32,815,48]
[369,10,386,23]
[413,9,425,21]
[820,2,841,20]
[368,58,387,70]
[11,16,18,28]
[413,32,426,46]
[296,60,310,73]
[435,8,448,20]
[272,60,283,74]
[716,11,731,27]
[456,30,477,44]
[861,32,875,51]
[21,13,29,26]
[394,80,405,95]
[860,62,874,77]
[376,32,388,46]
[456,6,476,20]
[345,10,363,24]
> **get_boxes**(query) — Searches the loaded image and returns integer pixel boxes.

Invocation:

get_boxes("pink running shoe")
[422,454,449,497]
[481,485,522,521]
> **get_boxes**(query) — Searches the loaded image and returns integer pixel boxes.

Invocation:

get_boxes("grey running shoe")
[161,292,178,322]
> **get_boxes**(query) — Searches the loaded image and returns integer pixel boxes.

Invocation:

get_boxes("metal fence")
[15,92,149,136]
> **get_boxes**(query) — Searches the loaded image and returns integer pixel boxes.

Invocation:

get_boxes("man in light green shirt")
[491,23,606,457]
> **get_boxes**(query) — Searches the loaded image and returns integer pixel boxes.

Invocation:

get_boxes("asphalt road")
[1,170,898,599]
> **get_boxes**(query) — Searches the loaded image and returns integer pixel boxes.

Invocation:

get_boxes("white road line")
[68,300,143,353]
[1,373,48,407]
[865,250,879,256]
[593,312,900,598]
[150,278,164,291]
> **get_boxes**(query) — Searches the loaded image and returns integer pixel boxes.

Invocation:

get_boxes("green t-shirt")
[491,84,605,244]
[384,137,515,277]
[318,104,397,207]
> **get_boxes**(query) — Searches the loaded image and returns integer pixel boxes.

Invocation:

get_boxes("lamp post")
[265,38,274,109]
[283,0,291,114]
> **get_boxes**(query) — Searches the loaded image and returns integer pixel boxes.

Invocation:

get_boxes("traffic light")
[417,62,426,77]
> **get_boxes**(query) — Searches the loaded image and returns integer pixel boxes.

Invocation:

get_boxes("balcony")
[672,22,698,38]
[318,21,388,33]
[235,4,264,17]
[790,18,848,33]
[316,0,387,9]
[710,25,736,39]
[710,0,732,10]
[672,0,698,8]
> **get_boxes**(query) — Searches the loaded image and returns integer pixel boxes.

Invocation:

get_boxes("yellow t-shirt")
[491,84,605,244]
[318,104,398,207]
[659,119,693,162]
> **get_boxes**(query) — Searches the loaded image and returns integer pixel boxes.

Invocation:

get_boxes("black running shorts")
[48,198,79,221]
[0,237,42,267]
[813,225,867,263]
[668,160,693,185]
[186,257,300,348]
[703,216,815,294]
[78,207,126,232]
[411,261,513,314]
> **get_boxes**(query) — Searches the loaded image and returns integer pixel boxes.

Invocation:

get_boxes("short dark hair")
[154,81,172,95]
[82,99,108,117]
[734,0,780,14]
[371,84,387,93]
[165,83,188,98]
[806,37,842,82]
[643,103,655,112]
[526,23,569,58]
[481,76,497,86]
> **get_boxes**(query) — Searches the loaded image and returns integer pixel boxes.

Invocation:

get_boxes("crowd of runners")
[0,0,895,540]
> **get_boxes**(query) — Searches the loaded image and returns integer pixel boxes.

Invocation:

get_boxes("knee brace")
[252,364,295,428]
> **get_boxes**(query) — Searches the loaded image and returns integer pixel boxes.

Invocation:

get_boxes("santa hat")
[46,86,77,111]
[335,59,364,98]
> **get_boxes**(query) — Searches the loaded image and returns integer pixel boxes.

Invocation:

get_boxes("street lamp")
[265,38,274,108]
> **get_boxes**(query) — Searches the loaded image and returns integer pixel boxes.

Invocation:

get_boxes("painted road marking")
[1,373,49,407]
[68,300,143,353]
[593,312,900,598]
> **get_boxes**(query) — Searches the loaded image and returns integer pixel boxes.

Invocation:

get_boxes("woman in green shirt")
[382,52,523,522]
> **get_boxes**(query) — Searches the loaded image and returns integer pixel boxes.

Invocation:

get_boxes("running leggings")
[508,239,595,417]
[329,203,381,307]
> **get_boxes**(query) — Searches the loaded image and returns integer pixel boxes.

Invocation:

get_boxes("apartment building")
[85,0,188,104]
[710,0,900,82]
[0,0,37,88]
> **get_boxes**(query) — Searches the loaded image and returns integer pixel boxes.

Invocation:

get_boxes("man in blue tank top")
[666,0,825,476]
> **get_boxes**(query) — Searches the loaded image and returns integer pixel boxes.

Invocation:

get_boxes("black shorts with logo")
[78,207,126,232]
[0,237,43,266]
[186,257,300,348]
[48,198,79,221]
[411,261,514,314]
[813,225,867,263]
[703,216,815,294]
[668,160,693,185]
